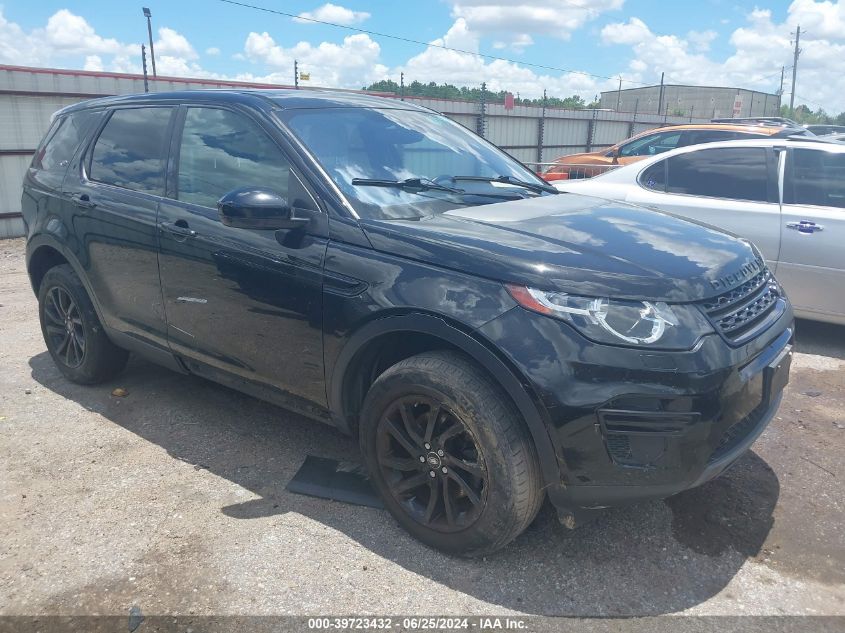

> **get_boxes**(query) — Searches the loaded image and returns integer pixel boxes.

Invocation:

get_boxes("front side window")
[280,107,550,219]
[89,107,173,194]
[787,148,845,209]
[177,108,291,209]
[665,147,769,202]
[619,131,682,157]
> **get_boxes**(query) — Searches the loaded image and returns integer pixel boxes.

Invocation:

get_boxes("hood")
[359,194,762,302]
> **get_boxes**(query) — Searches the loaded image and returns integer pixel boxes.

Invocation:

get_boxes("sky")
[1,0,844,112]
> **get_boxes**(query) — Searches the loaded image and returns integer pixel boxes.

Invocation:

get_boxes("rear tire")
[38,264,128,384]
[359,350,543,556]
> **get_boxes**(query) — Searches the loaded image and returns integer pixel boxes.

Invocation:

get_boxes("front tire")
[38,264,128,384]
[359,351,543,556]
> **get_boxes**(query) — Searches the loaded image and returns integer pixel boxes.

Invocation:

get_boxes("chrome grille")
[700,270,781,343]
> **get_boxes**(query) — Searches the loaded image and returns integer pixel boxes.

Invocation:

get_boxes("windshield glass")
[279,107,552,219]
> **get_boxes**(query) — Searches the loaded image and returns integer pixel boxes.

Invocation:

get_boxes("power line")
[217,0,651,87]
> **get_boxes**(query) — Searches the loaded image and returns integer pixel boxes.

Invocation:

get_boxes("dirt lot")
[1,236,843,620]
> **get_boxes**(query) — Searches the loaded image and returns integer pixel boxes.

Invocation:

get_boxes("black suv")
[23,90,793,556]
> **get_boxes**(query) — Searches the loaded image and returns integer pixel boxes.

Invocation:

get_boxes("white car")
[556,138,845,325]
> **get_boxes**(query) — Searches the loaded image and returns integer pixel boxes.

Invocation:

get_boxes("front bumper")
[475,298,793,517]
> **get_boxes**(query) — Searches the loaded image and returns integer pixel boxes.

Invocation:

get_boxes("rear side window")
[89,107,173,194]
[664,147,769,202]
[679,130,739,146]
[640,161,667,191]
[788,149,845,208]
[32,112,93,172]
[176,107,290,209]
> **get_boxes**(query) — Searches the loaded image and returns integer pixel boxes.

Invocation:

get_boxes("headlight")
[506,285,713,349]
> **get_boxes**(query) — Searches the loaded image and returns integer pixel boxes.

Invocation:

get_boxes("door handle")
[64,192,97,209]
[159,221,197,238]
[786,220,824,234]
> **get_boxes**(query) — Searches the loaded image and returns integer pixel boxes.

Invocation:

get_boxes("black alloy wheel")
[37,264,129,384]
[376,395,487,532]
[43,286,86,368]
[360,351,543,556]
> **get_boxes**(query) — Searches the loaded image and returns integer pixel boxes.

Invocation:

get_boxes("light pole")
[142,7,157,77]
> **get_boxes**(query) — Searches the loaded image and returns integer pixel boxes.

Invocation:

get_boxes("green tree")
[363,80,594,109]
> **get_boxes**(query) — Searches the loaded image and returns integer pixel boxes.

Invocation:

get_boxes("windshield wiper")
[351,177,464,194]
[448,175,559,195]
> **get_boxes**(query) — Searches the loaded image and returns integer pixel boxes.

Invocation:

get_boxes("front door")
[778,147,845,321]
[156,105,328,413]
[629,146,782,269]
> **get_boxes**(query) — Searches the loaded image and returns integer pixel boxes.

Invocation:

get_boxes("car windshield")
[278,107,553,219]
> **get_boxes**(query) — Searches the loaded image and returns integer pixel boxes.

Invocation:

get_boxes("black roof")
[58,88,429,115]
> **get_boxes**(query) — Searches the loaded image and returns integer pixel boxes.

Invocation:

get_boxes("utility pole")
[400,71,404,100]
[294,60,299,89]
[657,72,665,116]
[141,44,149,93]
[142,8,156,77]
[789,26,801,114]
[616,75,622,111]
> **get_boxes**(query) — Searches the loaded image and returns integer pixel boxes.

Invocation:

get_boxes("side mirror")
[606,147,620,159]
[217,187,310,230]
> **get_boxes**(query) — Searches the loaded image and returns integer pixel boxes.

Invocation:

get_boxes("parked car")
[23,90,793,556]
[556,137,845,325]
[805,124,845,136]
[543,122,804,181]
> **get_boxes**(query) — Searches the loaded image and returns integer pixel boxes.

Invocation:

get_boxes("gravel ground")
[0,236,843,621]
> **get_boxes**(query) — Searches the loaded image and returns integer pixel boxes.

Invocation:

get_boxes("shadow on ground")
[794,318,845,360]
[30,352,781,616]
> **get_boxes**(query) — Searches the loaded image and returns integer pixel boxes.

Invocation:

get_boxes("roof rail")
[711,116,802,127]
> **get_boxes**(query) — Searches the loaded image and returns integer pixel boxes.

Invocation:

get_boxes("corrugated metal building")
[1,64,701,238]
[600,84,781,119]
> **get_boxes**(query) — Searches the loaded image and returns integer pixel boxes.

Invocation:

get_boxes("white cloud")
[492,33,534,52]
[451,0,623,46]
[294,3,370,25]
[42,9,133,56]
[396,19,608,99]
[206,47,221,56]
[687,30,718,53]
[601,1,845,112]
[83,55,104,72]
[243,31,387,88]
[155,27,198,60]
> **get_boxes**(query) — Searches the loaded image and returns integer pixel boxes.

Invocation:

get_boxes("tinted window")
[177,108,290,209]
[640,161,666,191]
[33,112,93,172]
[619,131,682,157]
[665,147,768,202]
[679,130,739,146]
[90,107,173,194]
[789,149,845,208]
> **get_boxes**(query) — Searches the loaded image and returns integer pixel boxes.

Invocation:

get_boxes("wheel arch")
[27,235,107,327]
[329,312,564,488]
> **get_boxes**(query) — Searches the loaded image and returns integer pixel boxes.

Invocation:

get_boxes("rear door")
[156,105,328,412]
[778,146,845,321]
[627,146,782,269]
[67,105,175,350]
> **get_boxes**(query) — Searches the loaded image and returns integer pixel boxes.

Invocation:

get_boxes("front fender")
[328,312,566,489]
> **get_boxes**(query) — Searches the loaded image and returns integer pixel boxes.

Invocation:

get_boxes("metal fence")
[0,64,709,238]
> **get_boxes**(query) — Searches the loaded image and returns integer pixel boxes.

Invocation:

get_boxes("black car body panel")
[22,89,793,525]
[360,194,762,302]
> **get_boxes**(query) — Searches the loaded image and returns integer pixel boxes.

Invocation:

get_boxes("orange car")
[544,123,801,180]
